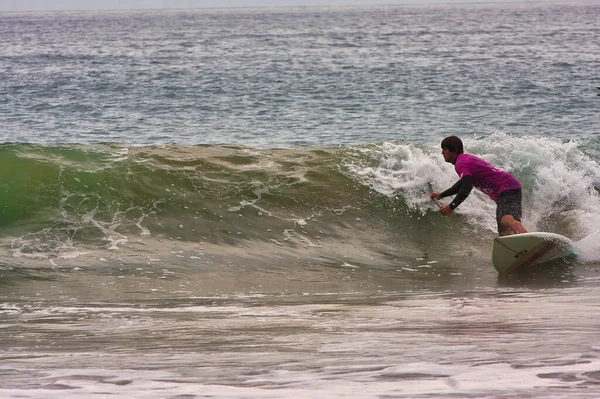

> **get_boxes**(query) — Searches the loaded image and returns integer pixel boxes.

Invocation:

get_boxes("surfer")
[430,136,528,236]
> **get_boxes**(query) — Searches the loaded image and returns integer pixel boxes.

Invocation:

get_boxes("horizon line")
[0,0,593,14]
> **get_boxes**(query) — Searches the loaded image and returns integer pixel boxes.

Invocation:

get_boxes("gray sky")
[0,0,570,12]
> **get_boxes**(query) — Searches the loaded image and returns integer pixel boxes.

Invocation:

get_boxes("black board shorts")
[496,189,522,235]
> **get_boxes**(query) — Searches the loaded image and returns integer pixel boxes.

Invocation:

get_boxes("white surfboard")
[492,232,576,275]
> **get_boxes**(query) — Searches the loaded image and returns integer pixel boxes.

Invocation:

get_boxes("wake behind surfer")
[429,136,528,236]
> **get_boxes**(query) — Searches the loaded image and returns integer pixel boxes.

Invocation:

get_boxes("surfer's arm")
[446,175,473,210]
[439,179,463,198]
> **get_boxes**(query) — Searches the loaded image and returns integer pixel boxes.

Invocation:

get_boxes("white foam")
[347,133,600,238]
[574,229,600,263]
[468,133,600,238]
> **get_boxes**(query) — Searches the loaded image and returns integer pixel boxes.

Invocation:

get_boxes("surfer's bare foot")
[500,215,528,235]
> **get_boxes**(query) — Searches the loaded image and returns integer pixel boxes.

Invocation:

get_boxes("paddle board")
[492,232,576,275]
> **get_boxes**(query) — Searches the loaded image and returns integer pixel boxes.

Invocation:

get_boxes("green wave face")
[0,144,409,266]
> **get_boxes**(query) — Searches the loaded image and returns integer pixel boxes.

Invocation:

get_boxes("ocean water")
[1,3,600,398]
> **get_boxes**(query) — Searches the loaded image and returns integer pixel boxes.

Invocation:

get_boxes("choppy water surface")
[0,2,598,146]
[2,279,600,398]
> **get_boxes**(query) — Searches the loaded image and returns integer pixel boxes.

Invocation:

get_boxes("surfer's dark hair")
[441,136,464,154]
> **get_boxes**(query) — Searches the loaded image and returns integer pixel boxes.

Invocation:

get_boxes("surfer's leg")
[497,213,513,236]
[497,189,527,236]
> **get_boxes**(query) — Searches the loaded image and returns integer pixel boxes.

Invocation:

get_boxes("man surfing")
[429,136,528,236]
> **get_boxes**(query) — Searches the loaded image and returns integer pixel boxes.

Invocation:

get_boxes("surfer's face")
[441,147,457,164]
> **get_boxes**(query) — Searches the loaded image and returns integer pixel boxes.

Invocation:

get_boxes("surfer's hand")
[439,204,453,216]
[429,192,441,200]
